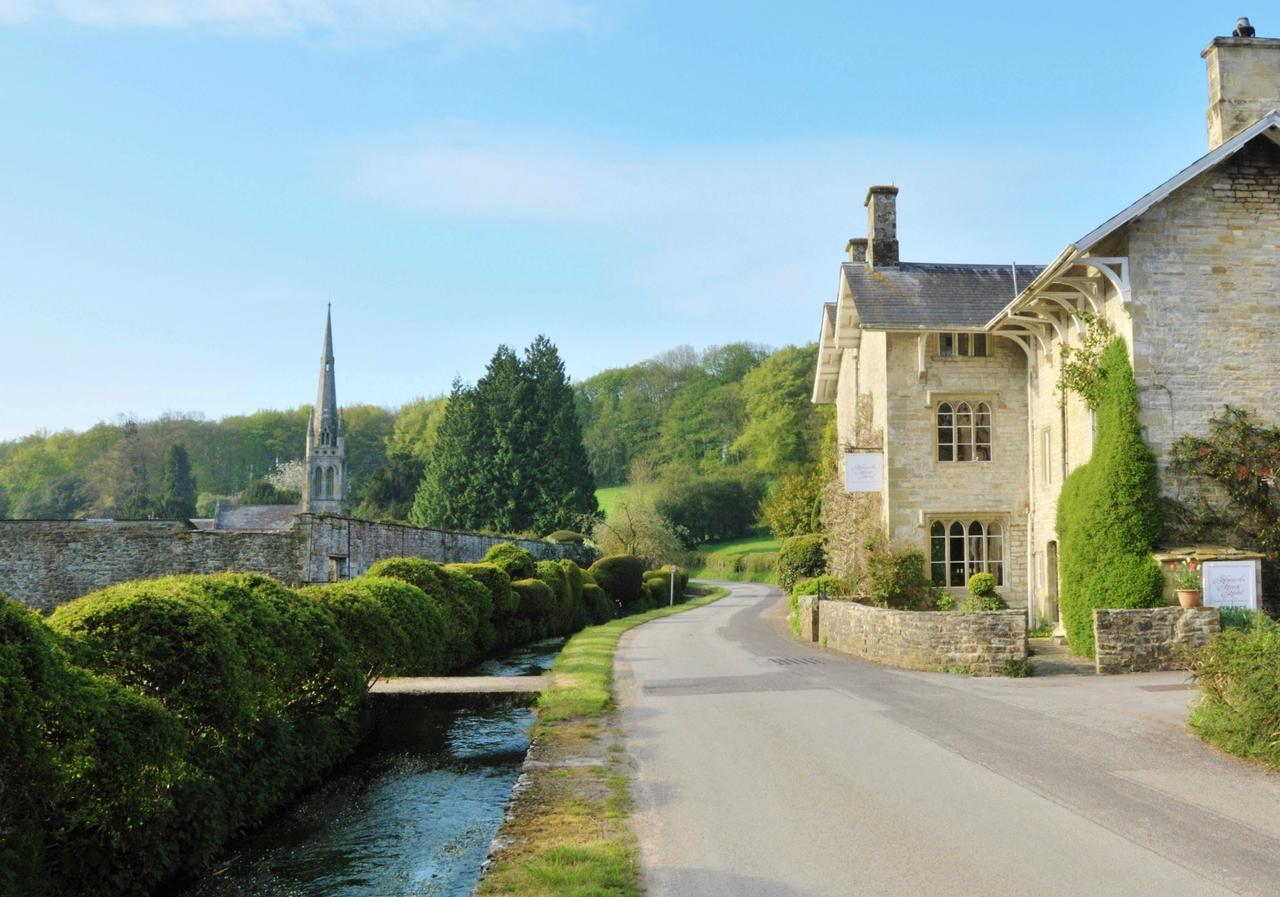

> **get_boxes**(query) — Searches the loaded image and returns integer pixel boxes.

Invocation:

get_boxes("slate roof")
[214,504,300,531]
[842,262,1045,330]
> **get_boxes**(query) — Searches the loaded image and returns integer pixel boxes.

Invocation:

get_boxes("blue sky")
[0,1,1255,440]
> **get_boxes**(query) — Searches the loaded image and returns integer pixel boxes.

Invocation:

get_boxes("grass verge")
[476,584,730,897]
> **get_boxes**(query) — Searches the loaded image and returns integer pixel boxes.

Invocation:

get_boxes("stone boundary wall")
[816,600,1026,675]
[0,520,302,612]
[1093,606,1220,674]
[795,594,820,642]
[0,515,596,611]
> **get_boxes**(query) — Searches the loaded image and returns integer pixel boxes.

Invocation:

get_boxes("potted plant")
[1171,560,1203,608]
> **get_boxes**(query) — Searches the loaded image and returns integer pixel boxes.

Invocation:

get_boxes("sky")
[0,1,1259,440]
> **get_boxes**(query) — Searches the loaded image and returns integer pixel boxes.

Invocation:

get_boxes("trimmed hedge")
[1056,339,1164,655]
[582,582,614,625]
[484,542,537,580]
[512,577,557,639]
[589,555,647,614]
[447,562,516,647]
[366,557,482,668]
[778,534,825,591]
[791,574,854,598]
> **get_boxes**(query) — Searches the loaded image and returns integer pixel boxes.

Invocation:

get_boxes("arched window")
[313,467,323,497]
[937,400,993,462]
[324,467,335,499]
[929,519,1006,587]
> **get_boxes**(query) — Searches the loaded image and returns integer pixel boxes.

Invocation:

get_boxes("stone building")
[813,28,1280,624]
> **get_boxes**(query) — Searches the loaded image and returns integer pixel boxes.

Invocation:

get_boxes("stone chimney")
[864,186,899,268]
[845,237,868,263]
[1203,26,1280,149]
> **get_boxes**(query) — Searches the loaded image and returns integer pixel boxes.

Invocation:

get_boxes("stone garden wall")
[1092,606,1221,674]
[0,515,596,611]
[815,599,1026,675]
[795,594,820,642]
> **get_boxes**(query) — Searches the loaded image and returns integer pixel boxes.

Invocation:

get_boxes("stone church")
[813,27,1280,625]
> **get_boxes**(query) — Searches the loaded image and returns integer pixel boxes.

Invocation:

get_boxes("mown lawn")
[594,485,629,517]
[687,532,780,583]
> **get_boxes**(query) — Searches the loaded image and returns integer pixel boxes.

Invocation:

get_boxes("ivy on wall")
[1056,338,1164,655]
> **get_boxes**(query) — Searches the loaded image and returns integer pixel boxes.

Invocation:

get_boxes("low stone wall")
[1092,606,1220,674]
[795,594,820,642]
[816,600,1026,675]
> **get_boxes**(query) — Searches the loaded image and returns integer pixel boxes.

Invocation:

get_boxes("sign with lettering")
[843,452,883,493]
[1202,560,1260,611]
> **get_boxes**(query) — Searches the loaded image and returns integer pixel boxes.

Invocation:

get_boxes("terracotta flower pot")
[1176,589,1203,609]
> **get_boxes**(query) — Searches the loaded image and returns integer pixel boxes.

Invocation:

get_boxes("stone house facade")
[814,30,1280,624]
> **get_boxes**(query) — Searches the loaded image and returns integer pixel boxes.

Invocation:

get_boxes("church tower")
[302,307,347,514]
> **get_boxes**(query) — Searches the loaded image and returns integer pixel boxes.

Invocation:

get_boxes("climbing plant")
[1056,338,1164,655]
[1056,312,1115,409]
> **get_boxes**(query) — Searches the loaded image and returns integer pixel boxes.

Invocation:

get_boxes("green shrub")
[299,580,411,684]
[1057,339,1164,656]
[484,542,538,580]
[934,592,956,611]
[447,562,516,647]
[1220,607,1258,631]
[511,578,556,639]
[367,557,481,667]
[1191,613,1280,768]
[46,575,368,892]
[536,560,577,636]
[546,530,587,544]
[653,473,765,546]
[967,572,997,598]
[791,575,853,598]
[582,582,614,625]
[960,594,1008,612]
[1000,658,1031,678]
[589,555,647,613]
[560,560,589,629]
[777,534,826,591]
[864,549,931,609]
[761,471,823,538]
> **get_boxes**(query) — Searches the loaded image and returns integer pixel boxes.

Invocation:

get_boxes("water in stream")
[169,639,563,897]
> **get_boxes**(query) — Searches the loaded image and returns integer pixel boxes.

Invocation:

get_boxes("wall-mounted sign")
[843,452,883,493]
[1202,560,1260,611]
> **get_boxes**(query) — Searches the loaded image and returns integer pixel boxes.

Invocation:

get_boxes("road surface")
[616,582,1280,897]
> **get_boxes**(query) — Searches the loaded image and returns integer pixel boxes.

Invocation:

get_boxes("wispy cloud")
[342,124,1117,316]
[0,1,592,39]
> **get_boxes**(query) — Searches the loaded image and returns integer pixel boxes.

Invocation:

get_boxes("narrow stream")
[168,639,564,897]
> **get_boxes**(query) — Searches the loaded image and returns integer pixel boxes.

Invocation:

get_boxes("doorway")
[1046,540,1060,623]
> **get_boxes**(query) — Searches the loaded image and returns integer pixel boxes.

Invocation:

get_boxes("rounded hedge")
[966,572,997,598]
[546,530,587,544]
[367,557,480,668]
[778,534,826,591]
[511,578,556,639]
[483,542,537,580]
[589,554,647,612]
[581,583,614,625]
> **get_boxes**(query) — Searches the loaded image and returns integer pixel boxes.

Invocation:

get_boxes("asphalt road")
[615,582,1280,897]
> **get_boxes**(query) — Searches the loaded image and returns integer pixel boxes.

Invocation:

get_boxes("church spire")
[302,306,347,514]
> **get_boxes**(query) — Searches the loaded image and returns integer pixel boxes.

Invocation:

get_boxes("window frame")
[929,517,1007,588]
[936,399,993,463]
[936,332,989,358]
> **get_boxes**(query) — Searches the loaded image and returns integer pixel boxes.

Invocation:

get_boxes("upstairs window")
[938,332,988,357]
[937,401,992,462]
[930,519,1005,588]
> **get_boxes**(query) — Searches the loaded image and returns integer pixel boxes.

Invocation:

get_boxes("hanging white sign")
[1202,560,1260,611]
[843,452,883,493]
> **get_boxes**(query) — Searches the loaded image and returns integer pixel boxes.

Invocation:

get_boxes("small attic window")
[938,333,988,358]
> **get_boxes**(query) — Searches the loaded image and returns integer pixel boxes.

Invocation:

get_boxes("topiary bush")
[559,559,589,630]
[589,555,648,614]
[546,530,587,544]
[959,573,1007,612]
[536,560,576,636]
[483,542,537,580]
[1056,339,1164,656]
[367,557,481,668]
[864,549,932,609]
[511,578,556,639]
[1191,613,1280,769]
[447,561,516,647]
[582,582,614,625]
[777,534,826,591]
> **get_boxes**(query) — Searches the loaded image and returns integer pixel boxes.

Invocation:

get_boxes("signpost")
[843,451,883,493]
[1202,560,1261,611]
[670,563,677,607]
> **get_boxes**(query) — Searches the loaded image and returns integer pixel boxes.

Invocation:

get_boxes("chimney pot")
[846,238,869,264]
[864,186,899,268]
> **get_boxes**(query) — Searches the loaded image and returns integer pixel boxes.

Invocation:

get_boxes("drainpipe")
[1025,343,1036,630]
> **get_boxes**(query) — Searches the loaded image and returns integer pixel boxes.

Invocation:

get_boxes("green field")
[687,532,780,583]
[595,485,629,516]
